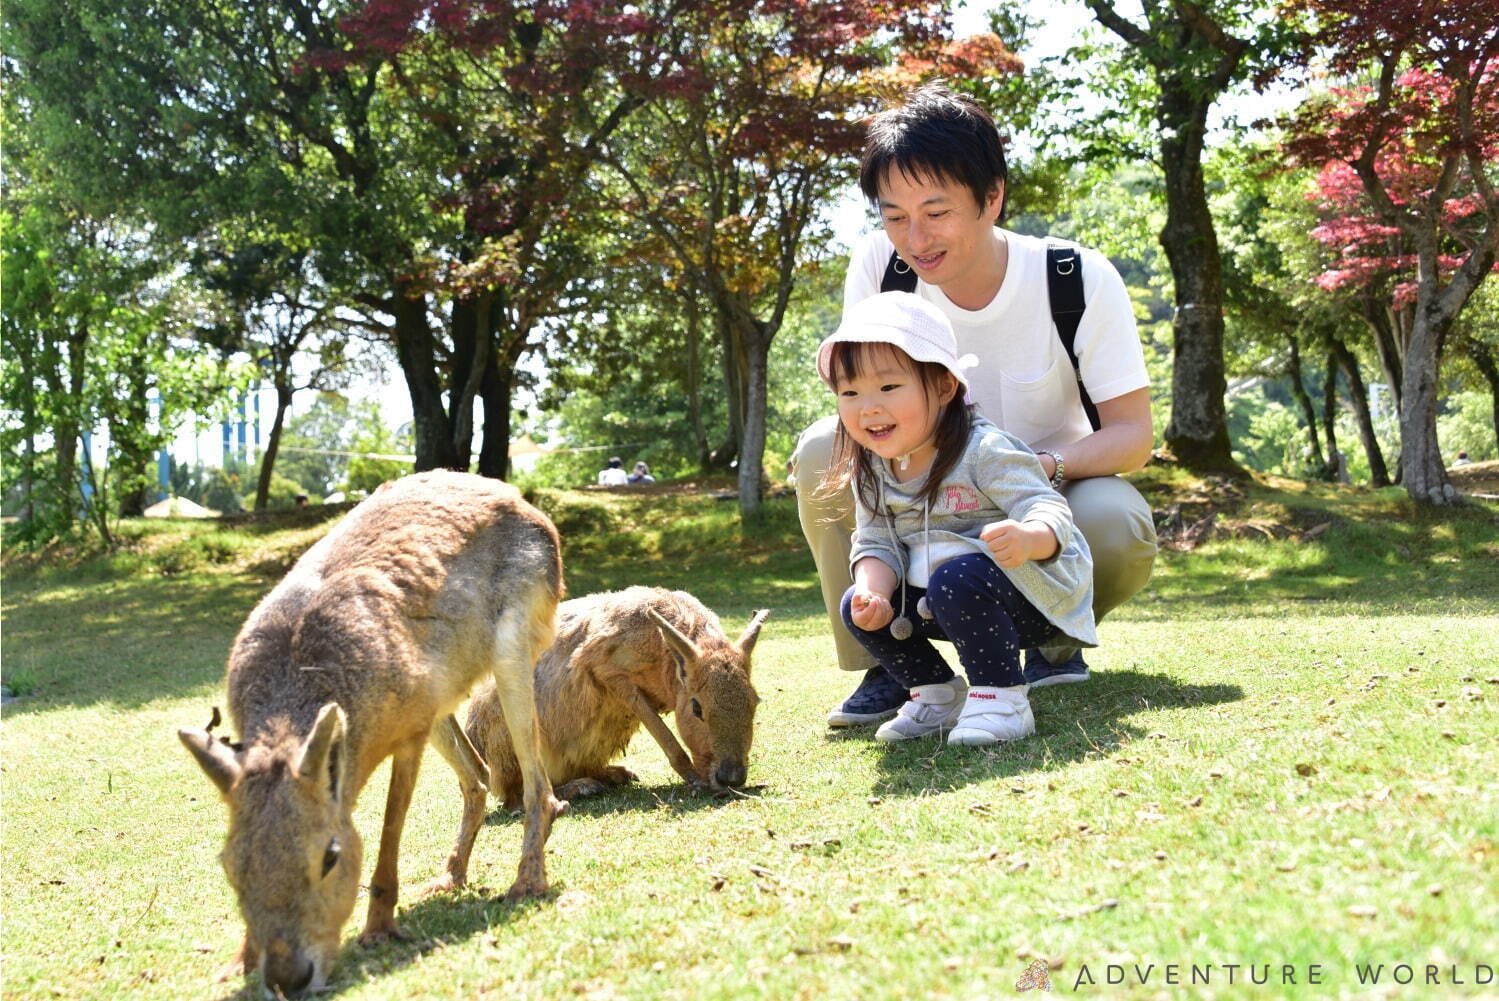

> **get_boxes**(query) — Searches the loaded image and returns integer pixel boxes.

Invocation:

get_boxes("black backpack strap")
[1046,244,1101,432]
[879,250,918,293]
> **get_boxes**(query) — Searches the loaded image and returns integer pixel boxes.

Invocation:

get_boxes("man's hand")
[979,519,1058,567]
[849,590,895,632]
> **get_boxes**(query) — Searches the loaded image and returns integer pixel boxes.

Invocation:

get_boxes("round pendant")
[890,616,913,641]
[916,596,934,620]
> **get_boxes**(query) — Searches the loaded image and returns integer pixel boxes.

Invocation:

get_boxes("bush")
[240,471,313,511]
[201,468,246,513]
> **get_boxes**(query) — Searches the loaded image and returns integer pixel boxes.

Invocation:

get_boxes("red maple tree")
[1283,0,1499,504]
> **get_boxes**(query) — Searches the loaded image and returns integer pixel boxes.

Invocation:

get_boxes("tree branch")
[1084,0,1155,56]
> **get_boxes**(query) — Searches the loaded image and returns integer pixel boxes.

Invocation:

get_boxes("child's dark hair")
[859,81,1008,222]
[817,341,972,515]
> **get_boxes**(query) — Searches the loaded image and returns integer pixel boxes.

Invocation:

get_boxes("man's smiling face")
[877,168,1003,306]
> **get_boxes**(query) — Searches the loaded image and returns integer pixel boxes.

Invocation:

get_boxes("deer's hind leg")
[426,714,489,894]
[491,584,567,899]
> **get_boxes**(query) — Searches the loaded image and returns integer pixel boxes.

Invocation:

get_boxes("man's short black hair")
[859,81,1008,220]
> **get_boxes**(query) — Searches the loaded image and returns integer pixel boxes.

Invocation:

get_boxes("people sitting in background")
[598,457,629,486]
[628,461,655,484]
[1454,451,1471,467]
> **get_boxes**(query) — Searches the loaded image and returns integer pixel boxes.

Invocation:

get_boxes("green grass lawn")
[3,473,1497,1000]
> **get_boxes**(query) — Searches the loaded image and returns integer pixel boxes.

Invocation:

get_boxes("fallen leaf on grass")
[1347,905,1377,919]
[1295,763,1317,777]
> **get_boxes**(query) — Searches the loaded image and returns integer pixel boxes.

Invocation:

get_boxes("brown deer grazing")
[178,471,566,998]
[436,587,767,890]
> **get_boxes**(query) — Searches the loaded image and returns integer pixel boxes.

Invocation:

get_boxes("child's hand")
[849,590,895,632]
[979,519,1057,567]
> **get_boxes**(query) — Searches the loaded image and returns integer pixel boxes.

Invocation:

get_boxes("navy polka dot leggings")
[840,552,1059,688]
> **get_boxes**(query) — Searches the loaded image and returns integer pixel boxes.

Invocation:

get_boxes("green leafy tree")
[195,242,363,510]
[600,0,981,520]
[1,142,227,542]
[1034,0,1306,472]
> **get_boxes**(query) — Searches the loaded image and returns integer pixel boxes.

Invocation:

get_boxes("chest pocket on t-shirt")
[998,355,1074,445]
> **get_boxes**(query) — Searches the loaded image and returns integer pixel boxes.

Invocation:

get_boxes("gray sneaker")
[874,678,969,742]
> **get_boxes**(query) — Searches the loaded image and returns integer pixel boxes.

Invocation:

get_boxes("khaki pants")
[792,415,1158,671]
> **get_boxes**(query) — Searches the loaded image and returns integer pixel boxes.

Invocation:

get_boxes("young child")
[816,292,1096,745]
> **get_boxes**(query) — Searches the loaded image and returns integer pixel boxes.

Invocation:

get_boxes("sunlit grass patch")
[2,472,1496,999]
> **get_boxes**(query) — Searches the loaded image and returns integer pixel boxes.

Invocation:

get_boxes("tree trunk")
[1329,336,1390,487]
[12,336,38,521]
[114,348,152,517]
[1156,88,1239,473]
[1398,304,1458,504]
[685,291,709,470]
[477,333,526,481]
[1285,332,1325,472]
[704,308,742,472]
[1322,352,1344,482]
[51,325,88,531]
[392,284,462,472]
[1359,297,1403,413]
[737,323,770,521]
[255,382,294,511]
[449,293,497,470]
[716,310,746,466]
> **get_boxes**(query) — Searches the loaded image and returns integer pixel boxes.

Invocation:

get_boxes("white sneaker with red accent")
[947,685,1034,746]
[873,677,968,742]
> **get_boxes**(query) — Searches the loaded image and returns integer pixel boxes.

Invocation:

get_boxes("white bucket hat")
[816,291,977,395]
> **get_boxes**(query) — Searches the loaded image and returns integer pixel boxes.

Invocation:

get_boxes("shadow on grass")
[209,888,553,1001]
[201,781,747,1000]
[852,669,1243,795]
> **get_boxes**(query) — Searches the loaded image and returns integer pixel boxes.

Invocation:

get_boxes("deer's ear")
[737,610,770,662]
[295,703,347,802]
[180,727,242,798]
[648,608,701,669]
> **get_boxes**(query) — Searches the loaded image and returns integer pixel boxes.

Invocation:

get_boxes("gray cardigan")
[849,415,1098,648]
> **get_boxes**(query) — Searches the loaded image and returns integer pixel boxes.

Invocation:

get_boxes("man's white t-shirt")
[597,467,629,486]
[843,228,1149,451]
